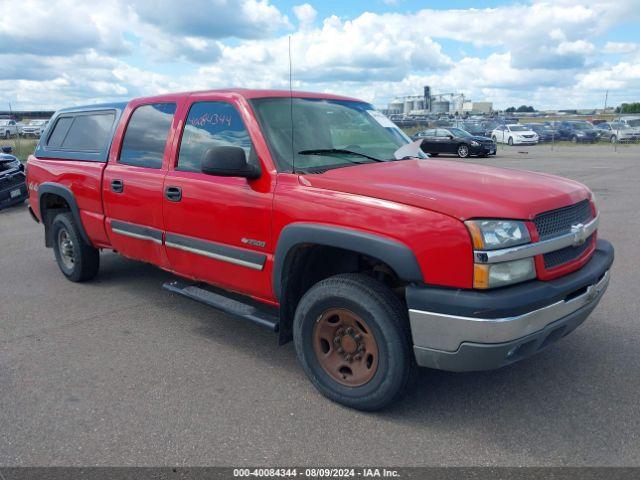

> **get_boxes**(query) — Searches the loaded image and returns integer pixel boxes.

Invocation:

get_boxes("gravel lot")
[1,144,638,466]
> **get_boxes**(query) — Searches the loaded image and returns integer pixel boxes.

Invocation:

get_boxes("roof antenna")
[289,35,295,174]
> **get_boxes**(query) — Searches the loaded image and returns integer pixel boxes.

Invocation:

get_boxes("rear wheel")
[52,212,100,282]
[571,135,578,143]
[491,135,497,142]
[293,273,413,411]
[610,135,617,144]
[507,137,514,146]
[457,144,470,158]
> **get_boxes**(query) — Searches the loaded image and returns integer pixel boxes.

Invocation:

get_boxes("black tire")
[293,273,413,411]
[429,152,439,156]
[51,212,100,282]
[610,135,617,144]
[507,137,514,146]
[491,135,497,142]
[571,135,578,143]
[457,144,470,158]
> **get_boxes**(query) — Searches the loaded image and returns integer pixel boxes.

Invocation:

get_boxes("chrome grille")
[543,234,594,269]
[534,200,593,241]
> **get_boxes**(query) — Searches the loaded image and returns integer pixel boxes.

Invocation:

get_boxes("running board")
[163,280,279,332]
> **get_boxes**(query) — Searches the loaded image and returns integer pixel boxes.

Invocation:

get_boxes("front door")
[162,97,275,301]
[103,101,178,267]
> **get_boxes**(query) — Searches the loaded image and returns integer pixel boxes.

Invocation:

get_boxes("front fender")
[272,223,423,300]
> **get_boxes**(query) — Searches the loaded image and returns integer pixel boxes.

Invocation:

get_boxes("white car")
[0,119,21,139]
[492,124,539,145]
[20,119,49,138]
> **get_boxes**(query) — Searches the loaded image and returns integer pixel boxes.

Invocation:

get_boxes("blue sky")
[1,0,639,110]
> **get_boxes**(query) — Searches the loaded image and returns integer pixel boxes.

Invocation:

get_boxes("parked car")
[451,121,486,137]
[491,124,538,145]
[554,121,599,143]
[480,120,501,138]
[0,146,28,210]
[20,119,49,138]
[594,122,640,143]
[413,127,496,158]
[523,123,557,142]
[27,90,613,411]
[0,119,21,139]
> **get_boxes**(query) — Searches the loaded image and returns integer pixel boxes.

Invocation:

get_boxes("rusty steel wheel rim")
[313,308,379,387]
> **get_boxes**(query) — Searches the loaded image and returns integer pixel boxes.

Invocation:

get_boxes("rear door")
[162,96,275,300]
[419,129,438,153]
[103,101,179,267]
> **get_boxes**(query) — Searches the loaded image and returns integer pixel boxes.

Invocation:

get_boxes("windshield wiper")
[297,149,385,163]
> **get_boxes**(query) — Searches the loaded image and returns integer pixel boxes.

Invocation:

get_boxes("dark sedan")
[524,123,558,142]
[554,121,599,143]
[413,127,496,158]
[0,146,28,210]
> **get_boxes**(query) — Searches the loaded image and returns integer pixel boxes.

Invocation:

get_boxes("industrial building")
[385,86,492,116]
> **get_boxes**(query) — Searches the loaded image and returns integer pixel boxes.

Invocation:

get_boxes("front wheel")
[507,137,514,146]
[457,144,470,158]
[52,212,100,282]
[610,135,617,144]
[491,135,497,142]
[293,274,413,411]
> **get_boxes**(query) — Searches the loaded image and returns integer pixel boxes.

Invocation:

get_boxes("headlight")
[470,140,480,147]
[465,219,531,250]
[473,258,536,289]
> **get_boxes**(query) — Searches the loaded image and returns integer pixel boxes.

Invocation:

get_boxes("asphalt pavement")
[1,144,638,466]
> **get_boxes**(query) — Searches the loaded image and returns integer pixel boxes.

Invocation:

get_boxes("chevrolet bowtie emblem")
[571,223,588,246]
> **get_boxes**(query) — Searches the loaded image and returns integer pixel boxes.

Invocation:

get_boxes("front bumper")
[469,144,496,155]
[407,239,614,371]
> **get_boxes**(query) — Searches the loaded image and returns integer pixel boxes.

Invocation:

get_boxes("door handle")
[111,179,124,193]
[165,186,182,202]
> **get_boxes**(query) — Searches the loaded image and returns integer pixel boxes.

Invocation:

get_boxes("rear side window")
[177,101,254,173]
[119,103,176,169]
[62,113,115,150]
[46,117,73,148]
[46,112,115,151]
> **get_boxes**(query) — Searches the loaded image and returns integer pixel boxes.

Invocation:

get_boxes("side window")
[177,101,254,173]
[46,117,74,148]
[119,103,176,169]
[60,113,115,151]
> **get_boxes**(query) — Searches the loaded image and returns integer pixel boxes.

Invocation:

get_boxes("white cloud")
[603,41,638,54]
[293,4,317,29]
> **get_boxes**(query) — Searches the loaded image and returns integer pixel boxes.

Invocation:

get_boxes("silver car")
[595,122,640,143]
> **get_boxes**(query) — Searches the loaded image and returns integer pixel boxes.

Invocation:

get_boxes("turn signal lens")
[474,264,490,289]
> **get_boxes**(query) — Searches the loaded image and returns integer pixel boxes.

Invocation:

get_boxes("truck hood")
[302,159,591,220]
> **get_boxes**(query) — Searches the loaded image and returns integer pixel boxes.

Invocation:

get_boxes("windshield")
[508,125,528,131]
[448,128,472,137]
[250,98,419,172]
[570,122,594,130]
[610,122,631,129]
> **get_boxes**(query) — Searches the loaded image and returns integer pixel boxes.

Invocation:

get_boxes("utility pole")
[604,90,608,114]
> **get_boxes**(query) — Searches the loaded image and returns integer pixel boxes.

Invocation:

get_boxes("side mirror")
[1,146,12,154]
[201,146,260,179]
[447,135,454,139]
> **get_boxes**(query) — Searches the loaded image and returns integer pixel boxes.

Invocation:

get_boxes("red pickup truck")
[26,89,614,410]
